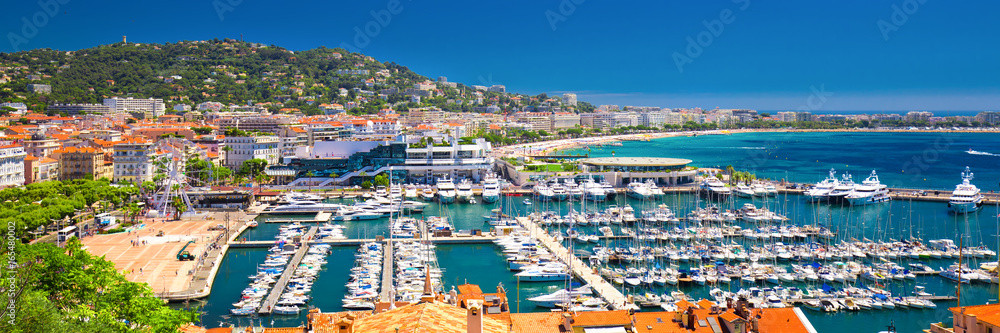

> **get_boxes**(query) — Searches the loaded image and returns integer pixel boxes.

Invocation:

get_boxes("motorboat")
[482,174,501,203]
[700,176,731,200]
[527,285,593,308]
[949,167,984,214]
[734,183,755,198]
[267,200,345,214]
[826,172,856,203]
[404,184,419,199]
[805,169,839,202]
[626,181,653,200]
[436,177,456,204]
[846,170,890,205]
[534,183,555,201]
[456,179,474,203]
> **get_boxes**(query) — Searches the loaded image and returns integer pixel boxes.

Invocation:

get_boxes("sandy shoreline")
[495,128,1000,158]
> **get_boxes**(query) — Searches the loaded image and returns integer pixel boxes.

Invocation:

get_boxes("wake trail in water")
[966,149,1000,157]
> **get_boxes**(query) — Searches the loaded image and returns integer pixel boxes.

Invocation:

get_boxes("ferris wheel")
[149,149,210,218]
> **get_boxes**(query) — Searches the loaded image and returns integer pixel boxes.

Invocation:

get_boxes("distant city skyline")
[3,1,999,111]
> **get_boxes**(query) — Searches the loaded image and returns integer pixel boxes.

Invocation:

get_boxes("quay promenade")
[514,216,638,311]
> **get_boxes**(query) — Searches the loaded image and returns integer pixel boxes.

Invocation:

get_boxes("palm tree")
[305,170,315,192]
[725,165,735,185]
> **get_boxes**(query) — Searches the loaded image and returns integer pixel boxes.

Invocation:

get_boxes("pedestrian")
[139,268,143,274]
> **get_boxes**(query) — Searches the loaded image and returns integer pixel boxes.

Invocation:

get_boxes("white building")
[639,111,666,127]
[223,135,280,168]
[103,97,166,116]
[0,144,26,187]
[112,138,155,184]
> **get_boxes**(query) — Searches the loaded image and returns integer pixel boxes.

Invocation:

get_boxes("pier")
[515,216,636,311]
[263,211,332,223]
[228,235,498,248]
[258,227,318,315]
[379,240,394,302]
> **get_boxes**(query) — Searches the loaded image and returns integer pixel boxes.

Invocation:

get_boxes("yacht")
[456,179,474,203]
[404,184,419,199]
[551,183,569,201]
[846,170,890,206]
[436,177,456,204]
[949,167,984,214]
[388,184,404,199]
[375,185,388,197]
[515,267,571,282]
[646,180,665,197]
[419,187,436,201]
[534,183,555,201]
[481,174,501,204]
[700,176,731,200]
[565,179,583,200]
[805,169,839,203]
[267,200,345,213]
[527,285,593,308]
[626,181,653,200]
[281,193,323,203]
[733,183,755,198]
[826,172,856,203]
[582,178,606,202]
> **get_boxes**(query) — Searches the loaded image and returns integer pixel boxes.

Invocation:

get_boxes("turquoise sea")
[565,131,1000,191]
[185,132,1000,332]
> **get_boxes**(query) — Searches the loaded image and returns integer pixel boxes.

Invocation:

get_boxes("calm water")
[193,132,1000,332]
[565,132,1000,191]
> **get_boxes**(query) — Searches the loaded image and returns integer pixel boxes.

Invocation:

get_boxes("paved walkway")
[515,217,636,310]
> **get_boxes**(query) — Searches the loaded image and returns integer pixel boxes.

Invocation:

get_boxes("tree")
[191,127,213,135]
[0,239,198,332]
[373,174,390,187]
[305,170,315,192]
[237,158,268,179]
[361,180,373,189]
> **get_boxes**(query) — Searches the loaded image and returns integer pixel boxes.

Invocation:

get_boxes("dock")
[515,216,635,311]
[379,239,394,302]
[228,235,498,248]
[258,227,318,315]
[263,211,332,222]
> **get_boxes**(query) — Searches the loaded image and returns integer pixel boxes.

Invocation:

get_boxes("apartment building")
[56,146,112,181]
[223,135,280,168]
[0,144,26,187]
[112,138,155,184]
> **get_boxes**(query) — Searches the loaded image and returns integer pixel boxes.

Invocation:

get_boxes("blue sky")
[3,0,999,111]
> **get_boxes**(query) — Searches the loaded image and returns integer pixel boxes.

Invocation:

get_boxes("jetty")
[379,239,394,302]
[258,227,317,315]
[229,235,497,248]
[515,216,635,310]
[263,211,332,223]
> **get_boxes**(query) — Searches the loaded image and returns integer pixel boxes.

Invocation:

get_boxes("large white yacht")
[456,179,474,203]
[805,169,840,203]
[582,178,606,202]
[733,183,755,198]
[533,183,555,201]
[436,177,456,204]
[550,183,569,201]
[845,170,890,206]
[826,172,856,203]
[699,176,731,200]
[481,174,501,204]
[404,184,419,199]
[268,200,345,213]
[949,167,984,214]
[626,181,653,200]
